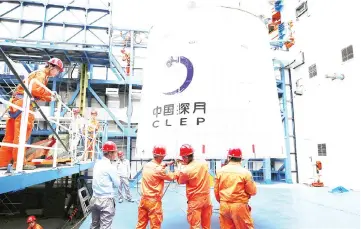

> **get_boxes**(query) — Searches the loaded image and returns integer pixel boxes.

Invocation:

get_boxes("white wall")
[289,0,361,190]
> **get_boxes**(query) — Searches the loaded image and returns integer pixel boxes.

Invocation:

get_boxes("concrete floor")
[79,183,360,229]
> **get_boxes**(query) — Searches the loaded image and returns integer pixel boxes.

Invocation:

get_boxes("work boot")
[126,199,135,203]
[119,199,123,203]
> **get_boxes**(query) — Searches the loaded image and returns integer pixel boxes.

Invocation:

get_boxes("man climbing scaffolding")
[0,58,64,169]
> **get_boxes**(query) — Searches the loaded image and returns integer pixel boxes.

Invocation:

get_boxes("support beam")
[126,30,134,160]
[264,158,272,184]
[0,74,143,86]
[0,162,94,194]
[21,62,33,73]
[276,60,293,184]
[50,77,57,129]
[50,78,57,116]
[87,86,125,133]
[78,64,88,116]
[60,83,80,117]
[88,64,93,107]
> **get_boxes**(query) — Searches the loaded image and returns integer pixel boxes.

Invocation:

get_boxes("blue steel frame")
[0,162,94,194]
[274,60,293,184]
[0,1,110,43]
[0,0,296,193]
[0,0,142,194]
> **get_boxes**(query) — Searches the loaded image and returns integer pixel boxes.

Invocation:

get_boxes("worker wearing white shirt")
[112,151,134,203]
[71,108,85,160]
[90,141,120,229]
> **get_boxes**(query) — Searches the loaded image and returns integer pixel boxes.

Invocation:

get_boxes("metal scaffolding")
[0,0,148,161]
[0,0,297,188]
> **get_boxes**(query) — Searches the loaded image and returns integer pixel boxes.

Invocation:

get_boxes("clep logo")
[163,56,194,95]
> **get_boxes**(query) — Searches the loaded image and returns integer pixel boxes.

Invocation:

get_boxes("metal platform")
[0,161,94,194]
[78,184,360,229]
[0,39,109,66]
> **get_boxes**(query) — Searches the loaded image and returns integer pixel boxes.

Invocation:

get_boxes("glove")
[50,91,60,101]
[161,161,175,168]
[50,94,57,101]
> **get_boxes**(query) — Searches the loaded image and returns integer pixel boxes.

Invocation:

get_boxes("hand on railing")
[50,91,60,102]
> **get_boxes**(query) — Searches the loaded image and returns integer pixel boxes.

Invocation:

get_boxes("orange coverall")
[28,223,44,229]
[177,160,212,229]
[136,160,178,229]
[86,119,99,160]
[0,69,52,167]
[121,49,130,76]
[214,161,257,229]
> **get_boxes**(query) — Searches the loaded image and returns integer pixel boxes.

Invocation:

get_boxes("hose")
[0,48,69,152]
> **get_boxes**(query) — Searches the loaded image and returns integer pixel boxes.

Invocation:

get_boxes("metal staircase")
[109,53,127,82]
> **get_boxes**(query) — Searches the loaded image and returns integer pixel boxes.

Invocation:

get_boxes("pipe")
[274,59,293,183]
[287,67,300,183]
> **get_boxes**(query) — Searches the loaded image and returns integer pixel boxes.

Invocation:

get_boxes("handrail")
[0,78,103,172]
[0,98,36,116]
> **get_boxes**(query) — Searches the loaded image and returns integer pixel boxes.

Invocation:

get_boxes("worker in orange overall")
[176,144,213,229]
[121,49,131,76]
[136,146,177,229]
[0,58,63,168]
[86,110,99,160]
[26,215,44,229]
[214,148,257,229]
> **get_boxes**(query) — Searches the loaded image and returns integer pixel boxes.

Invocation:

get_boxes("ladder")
[78,64,88,116]
[277,65,299,183]
[78,187,91,215]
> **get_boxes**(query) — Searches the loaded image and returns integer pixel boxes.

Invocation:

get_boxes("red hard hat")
[152,146,166,156]
[102,141,117,152]
[47,58,64,72]
[27,215,36,223]
[180,144,194,157]
[118,151,124,157]
[228,148,242,158]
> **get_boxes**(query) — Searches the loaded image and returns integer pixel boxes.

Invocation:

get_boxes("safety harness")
[8,93,40,119]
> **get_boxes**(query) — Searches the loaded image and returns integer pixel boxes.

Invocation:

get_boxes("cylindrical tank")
[135,1,285,160]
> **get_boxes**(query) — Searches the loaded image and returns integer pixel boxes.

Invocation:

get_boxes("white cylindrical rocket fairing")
[135,1,285,160]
